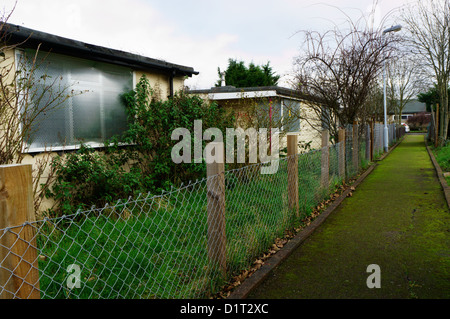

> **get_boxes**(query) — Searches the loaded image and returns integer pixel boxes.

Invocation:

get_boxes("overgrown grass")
[37,161,301,299]
[37,190,213,299]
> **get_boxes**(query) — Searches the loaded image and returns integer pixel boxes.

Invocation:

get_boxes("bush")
[46,75,235,216]
[407,112,431,131]
[120,75,235,188]
[46,144,144,215]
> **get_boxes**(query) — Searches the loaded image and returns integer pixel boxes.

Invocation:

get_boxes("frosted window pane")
[23,53,70,149]
[270,101,282,128]
[103,91,128,139]
[21,50,132,151]
[71,66,100,84]
[27,104,69,148]
[72,91,102,143]
[282,100,300,133]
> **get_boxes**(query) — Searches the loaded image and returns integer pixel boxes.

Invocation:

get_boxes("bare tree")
[1,7,75,212]
[1,22,72,164]
[386,52,428,124]
[401,0,450,145]
[292,4,400,139]
[361,82,386,123]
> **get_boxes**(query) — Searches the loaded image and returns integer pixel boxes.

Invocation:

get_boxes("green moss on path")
[248,135,450,299]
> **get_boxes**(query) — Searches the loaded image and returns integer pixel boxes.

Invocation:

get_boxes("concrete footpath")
[247,134,450,299]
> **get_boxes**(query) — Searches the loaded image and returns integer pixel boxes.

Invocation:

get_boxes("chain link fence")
[371,122,399,158]
[0,124,404,299]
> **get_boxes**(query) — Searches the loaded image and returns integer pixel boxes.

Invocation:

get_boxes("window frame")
[278,98,301,135]
[15,49,135,153]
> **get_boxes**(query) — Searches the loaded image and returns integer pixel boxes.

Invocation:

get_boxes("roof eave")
[3,23,199,77]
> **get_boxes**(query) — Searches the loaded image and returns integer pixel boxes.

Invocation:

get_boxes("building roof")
[2,23,199,77]
[389,99,427,114]
[189,85,311,101]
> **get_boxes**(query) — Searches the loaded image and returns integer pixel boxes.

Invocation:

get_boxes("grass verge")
[431,141,450,185]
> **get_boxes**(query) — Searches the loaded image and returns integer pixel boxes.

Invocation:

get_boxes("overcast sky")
[2,0,415,89]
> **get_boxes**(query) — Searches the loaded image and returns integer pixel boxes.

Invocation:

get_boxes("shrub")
[120,75,235,188]
[407,112,431,131]
[46,75,235,216]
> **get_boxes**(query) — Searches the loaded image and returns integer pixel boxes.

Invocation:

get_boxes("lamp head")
[383,25,402,34]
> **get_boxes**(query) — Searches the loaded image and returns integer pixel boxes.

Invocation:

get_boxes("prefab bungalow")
[0,22,198,212]
[188,85,324,152]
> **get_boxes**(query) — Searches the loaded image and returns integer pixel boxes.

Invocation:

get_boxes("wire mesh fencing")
[371,122,403,159]
[0,124,404,299]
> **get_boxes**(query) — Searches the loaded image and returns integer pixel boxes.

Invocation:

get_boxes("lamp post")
[382,24,402,152]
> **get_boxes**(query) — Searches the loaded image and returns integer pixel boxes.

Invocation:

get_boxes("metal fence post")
[365,124,371,162]
[338,128,346,180]
[370,121,374,161]
[0,164,40,299]
[352,122,359,171]
[321,130,329,188]
[206,142,226,277]
[287,134,299,217]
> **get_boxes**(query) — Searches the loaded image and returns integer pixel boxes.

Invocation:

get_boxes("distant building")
[388,100,428,123]
[189,85,324,151]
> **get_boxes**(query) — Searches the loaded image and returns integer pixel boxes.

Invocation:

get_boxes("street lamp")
[382,24,402,152]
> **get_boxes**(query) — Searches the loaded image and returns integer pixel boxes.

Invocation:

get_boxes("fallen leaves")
[347,186,356,197]
[213,180,362,299]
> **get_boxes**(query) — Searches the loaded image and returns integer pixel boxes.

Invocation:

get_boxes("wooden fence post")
[352,122,359,172]
[206,142,226,277]
[338,128,346,180]
[287,134,299,217]
[321,130,329,188]
[0,164,40,299]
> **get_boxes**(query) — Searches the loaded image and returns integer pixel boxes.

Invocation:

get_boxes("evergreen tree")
[216,59,280,87]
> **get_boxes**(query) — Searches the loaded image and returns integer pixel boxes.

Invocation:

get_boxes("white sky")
[2,0,415,89]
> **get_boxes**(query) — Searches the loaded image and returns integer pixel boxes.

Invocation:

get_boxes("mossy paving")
[248,135,450,299]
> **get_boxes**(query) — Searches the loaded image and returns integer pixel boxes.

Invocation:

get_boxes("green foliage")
[216,59,280,88]
[407,112,431,131]
[46,144,144,215]
[417,85,450,112]
[121,75,235,188]
[46,75,235,216]
[433,141,450,172]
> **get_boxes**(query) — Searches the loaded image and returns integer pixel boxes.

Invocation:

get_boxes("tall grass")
[432,141,450,185]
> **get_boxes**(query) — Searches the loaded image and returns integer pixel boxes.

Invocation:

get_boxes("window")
[270,99,301,133]
[17,49,133,152]
[281,99,301,133]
